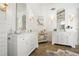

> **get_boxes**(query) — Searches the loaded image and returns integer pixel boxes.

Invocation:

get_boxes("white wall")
[39,3,79,31]
[6,3,16,33]
[26,4,39,32]
[0,3,16,56]
[0,10,7,55]
[77,8,79,45]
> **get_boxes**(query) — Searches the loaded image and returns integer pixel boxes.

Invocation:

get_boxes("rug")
[46,49,79,56]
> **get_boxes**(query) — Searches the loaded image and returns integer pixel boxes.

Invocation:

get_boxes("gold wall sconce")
[0,3,8,12]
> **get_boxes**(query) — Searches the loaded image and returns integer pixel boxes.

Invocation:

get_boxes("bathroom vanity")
[8,32,38,56]
[52,31,77,48]
[52,8,77,48]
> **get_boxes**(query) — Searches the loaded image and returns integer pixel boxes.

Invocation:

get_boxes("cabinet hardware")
[8,37,10,40]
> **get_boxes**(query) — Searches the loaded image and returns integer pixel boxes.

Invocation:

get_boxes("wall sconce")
[0,3,8,12]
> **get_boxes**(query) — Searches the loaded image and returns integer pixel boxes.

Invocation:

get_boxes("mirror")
[22,14,26,31]
[16,3,26,33]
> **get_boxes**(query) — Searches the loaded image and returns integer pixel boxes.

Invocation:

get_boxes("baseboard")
[75,45,79,48]
[54,43,72,48]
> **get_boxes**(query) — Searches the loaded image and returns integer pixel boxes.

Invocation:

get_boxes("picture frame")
[37,16,44,25]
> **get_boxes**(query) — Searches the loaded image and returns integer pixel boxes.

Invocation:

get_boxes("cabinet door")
[61,32,66,45]
[17,35,26,56]
[18,35,32,56]
[57,32,62,44]
[67,32,77,48]
[8,42,17,56]
[57,32,66,45]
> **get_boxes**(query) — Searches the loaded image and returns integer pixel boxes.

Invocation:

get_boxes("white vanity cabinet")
[52,31,77,48]
[8,33,38,56]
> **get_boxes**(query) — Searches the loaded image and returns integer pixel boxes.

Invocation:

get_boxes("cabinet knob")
[8,37,10,40]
